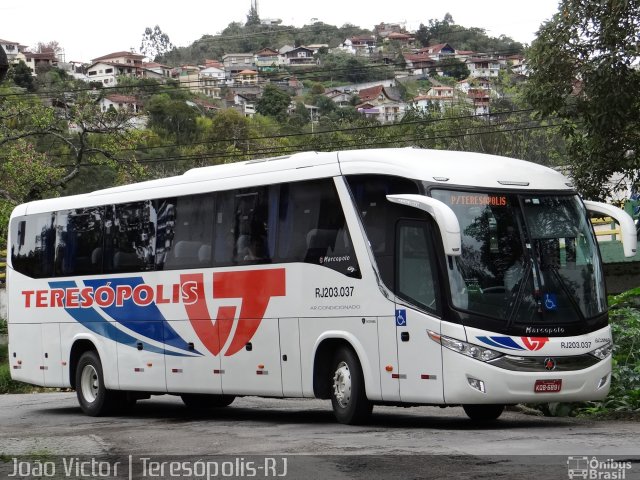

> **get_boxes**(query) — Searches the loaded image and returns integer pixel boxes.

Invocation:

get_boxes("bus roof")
[13,148,573,216]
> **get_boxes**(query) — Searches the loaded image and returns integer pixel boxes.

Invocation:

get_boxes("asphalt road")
[0,392,638,479]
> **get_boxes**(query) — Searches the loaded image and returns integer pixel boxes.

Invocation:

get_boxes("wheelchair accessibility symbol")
[396,309,407,326]
[544,293,558,311]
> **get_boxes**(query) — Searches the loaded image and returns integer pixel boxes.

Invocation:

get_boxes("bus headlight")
[428,331,503,362]
[589,341,613,360]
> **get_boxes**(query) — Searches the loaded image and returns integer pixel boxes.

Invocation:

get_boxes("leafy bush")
[579,301,640,415]
[532,288,640,417]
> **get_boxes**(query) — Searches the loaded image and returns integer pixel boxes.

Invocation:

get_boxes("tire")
[75,351,119,416]
[181,394,235,409]
[330,347,372,425]
[463,404,504,421]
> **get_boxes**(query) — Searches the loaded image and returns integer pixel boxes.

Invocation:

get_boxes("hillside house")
[385,32,413,47]
[96,94,147,129]
[86,51,146,85]
[403,53,436,76]
[418,43,455,61]
[281,47,316,67]
[255,48,280,72]
[374,22,406,39]
[324,89,354,108]
[467,57,501,77]
[355,84,406,123]
[222,53,256,79]
[468,88,491,115]
[339,36,377,56]
[200,65,225,98]
[235,69,259,85]
[174,65,200,93]
[411,86,456,113]
[143,62,172,79]
[0,38,26,63]
[23,51,58,73]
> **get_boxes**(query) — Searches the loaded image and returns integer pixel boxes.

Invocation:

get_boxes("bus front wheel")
[75,351,119,416]
[463,404,504,421]
[330,347,372,424]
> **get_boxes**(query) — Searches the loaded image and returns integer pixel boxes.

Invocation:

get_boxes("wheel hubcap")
[80,365,99,403]
[333,361,352,408]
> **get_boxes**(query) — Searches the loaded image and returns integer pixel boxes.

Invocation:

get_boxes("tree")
[440,57,469,80]
[140,25,175,60]
[256,84,291,122]
[524,0,640,199]
[7,61,35,91]
[0,87,145,203]
[245,6,260,27]
[146,94,199,143]
[35,41,62,55]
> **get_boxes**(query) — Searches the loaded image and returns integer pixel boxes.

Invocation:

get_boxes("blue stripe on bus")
[49,280,196,357]
[477,335,525,351]
[83,277,201,355]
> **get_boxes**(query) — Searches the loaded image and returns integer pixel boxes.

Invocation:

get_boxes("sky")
[0,0,561,62]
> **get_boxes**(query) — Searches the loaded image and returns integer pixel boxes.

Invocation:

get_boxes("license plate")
[534,379,562,393]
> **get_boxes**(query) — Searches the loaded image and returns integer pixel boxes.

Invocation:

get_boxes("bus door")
[279,317,302,397]
[394,219,444,404]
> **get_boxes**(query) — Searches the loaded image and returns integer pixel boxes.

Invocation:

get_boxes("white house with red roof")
[86,51,146,85]
[355,84,406,123]
[411,86,456,113]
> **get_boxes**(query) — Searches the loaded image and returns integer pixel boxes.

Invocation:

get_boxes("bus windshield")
[430,190,607,324]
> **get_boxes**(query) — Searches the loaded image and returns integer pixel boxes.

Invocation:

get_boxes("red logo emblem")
[521,337,549,351]
[181,269,286,356]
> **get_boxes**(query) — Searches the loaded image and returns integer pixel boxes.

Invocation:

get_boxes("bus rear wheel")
[181,394,236,409]
[75,351,119,416]
[463,404,504,421]
[330,347,372,425]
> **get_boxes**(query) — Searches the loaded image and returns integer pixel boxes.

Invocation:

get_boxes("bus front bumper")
[442,348,611,404]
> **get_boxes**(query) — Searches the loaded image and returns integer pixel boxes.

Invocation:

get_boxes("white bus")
[6,148,637,424]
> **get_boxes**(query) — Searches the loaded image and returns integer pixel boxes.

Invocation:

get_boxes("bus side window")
[104,201,156,273]
[10,213,55,278]
[278,178,360,278]
[54,207,105,276]
[156,194,215,270]
[233,186,274,265]
[213,191,236,266]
